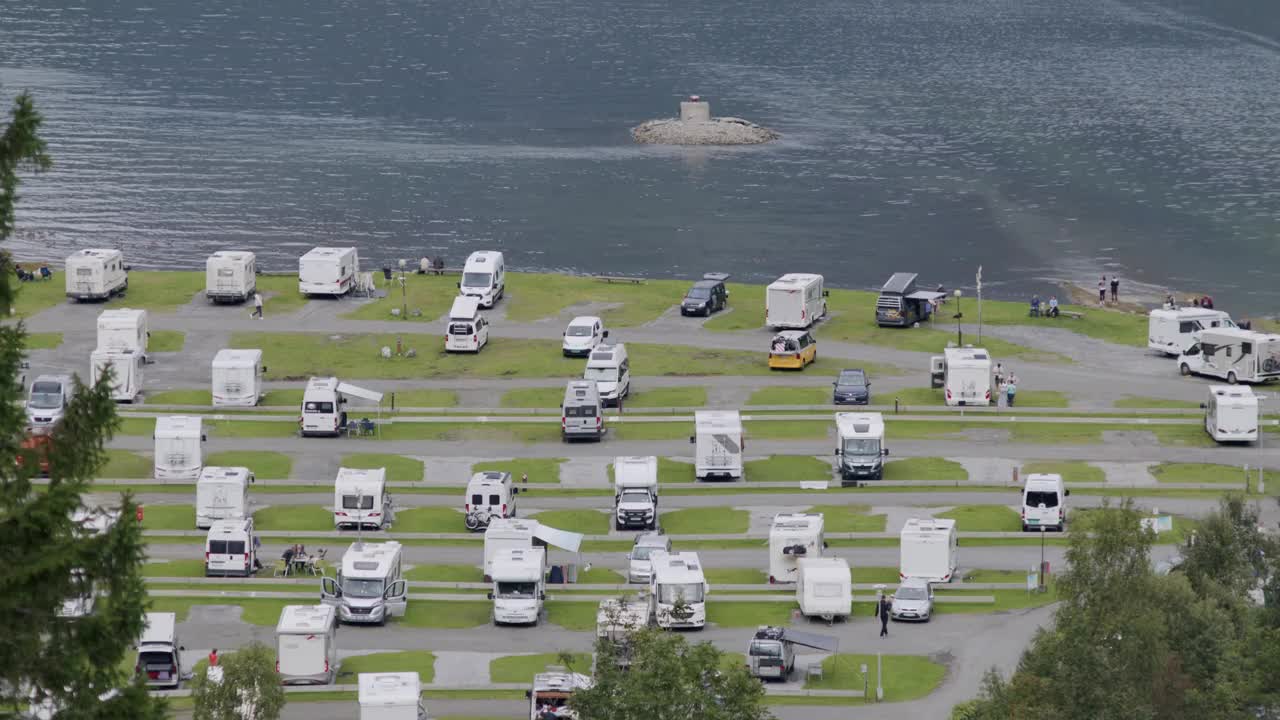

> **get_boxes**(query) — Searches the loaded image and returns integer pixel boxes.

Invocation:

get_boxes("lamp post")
[1039,525,1047,592]
[397,259,408,318]
[952,289,963,346]
[1259,394,1268,493]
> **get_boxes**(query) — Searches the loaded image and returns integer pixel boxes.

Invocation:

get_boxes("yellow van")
[768,331,817,370]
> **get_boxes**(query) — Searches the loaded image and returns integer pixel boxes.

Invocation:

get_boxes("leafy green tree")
[189,644,285,720]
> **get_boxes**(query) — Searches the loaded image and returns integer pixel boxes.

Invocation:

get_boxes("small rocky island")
[632,96,780,146]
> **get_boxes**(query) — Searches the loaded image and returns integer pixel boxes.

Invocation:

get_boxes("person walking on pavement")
[1110,276,1120,303]
[876,594,891,637]
[993,362,1005,388]
[252,291,264,319]
[1006,375,1018,407]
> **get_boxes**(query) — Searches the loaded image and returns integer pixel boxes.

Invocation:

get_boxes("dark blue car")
[832,369,870,405]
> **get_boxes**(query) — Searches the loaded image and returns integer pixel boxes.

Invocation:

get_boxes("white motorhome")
[153,416,204,481]
[211,349,264,406]
[583,343,630,405]
[464,471,518,529]
[445,296,489,353]
[135,612,184,689]
[766,273,827,329]
[834,412,888,483]
[650,551,708,629]
[301,376,345,437]
[1204,385,1259,443]
[483,518,541,580]
[299,247,359,297]
[25,374,74,431]
[692,410,744,481]
[899,518,958,583]
[1148,308,1234,356]
[204,517,257,577]
[489,547,547,626]
[65,248,127,301]
[334,467,393,531]
[205,250,257,304]
[795,557,852,621]
[596,597,651,668]
[614,456,658,531]
[1179,328,1280,385]
[1021,474,1069,532]
[97,308,149,355]
[321,542,408,625]
[769,513,825,584]
[90,348,144,402]
[276,604,338,685]
[931,347,992,406]
[458,250,506,308]
[527,671,592,720]
[359,672,428,720]
[196,466,253,528]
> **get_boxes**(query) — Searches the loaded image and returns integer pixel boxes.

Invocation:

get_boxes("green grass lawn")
[204,450,292,480]
[1113,395,1200,409]
[883,457,968,481]
[1150,462,1260,485]
[530,510,609,535]
[546,602,598,631]
[806,504,887,532]
[625,387,709,408]
[149,330,185,353]
[705,568,768,585]
[889,386,1069,408]
[140,504,195,529]
[101,449,152,479]
[147,597,293,626]
[13,270,208,316]
[806,654,945,701]
[405,564,483,582]
[746,387,831,406]
[142,560,210,578]
[11,276,69,317]
[489,653,594,684]
[1019,460,1104,483]
[396,507,465,533]
[706,602,796,628]
[742,421,832,441]
[575,566,624,583]
[342,274,458,322]
[116,417,301,440]
[401,601,492,629]
[471,458,565,484]
[385,389,459,408]
[502,273,688,326]
[255,275,310,315]
[851,566,903,584]
[145,389,212,405]
[339,651,436,683]
[744,455,833,482]
[660,508,748,534]
[961,568,1028,583]
[1070,508,1198,543]
[23,332,63,350]
[934,505,1021,532]
[252,505,333,531]
[343,453,425,482]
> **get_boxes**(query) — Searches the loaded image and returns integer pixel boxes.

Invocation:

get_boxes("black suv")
[681,273,730,316]
[833,368,870,405]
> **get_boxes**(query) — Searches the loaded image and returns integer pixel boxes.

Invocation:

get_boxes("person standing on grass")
[1098,276,1107,305]
[208,648,219,667]
[1110,276,1120,303]
[252,291,264,319]
[994,362,1005,388]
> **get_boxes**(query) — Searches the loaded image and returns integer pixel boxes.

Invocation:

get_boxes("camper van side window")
[471,493,482,505]
[1226,347,1233,357]
[342,495,374,510]
[1242,342,1253,354]
[209,540,228,554]
[489,494,500,505]
[305,401,334,413]
[227,540,245,554]
[1179,322,1196,333]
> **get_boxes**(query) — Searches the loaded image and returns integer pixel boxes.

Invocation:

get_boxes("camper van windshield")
[496,581,537,598]
[462,272,491,288]
[341,577,384,598]
[29,382,64,409]
[843,438,881,456]
[584,367,618,382]
[342,495,375,510]
[1026,491,1059,508]
[305,401,334,413]
[658,583,704,604]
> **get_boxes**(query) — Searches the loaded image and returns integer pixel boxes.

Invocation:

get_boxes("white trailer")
[932,347,992,406]
[766,273,826,329]
[65,249,127,301]
[650,551,708,629]
[899,518,958,583]
[205,251,257,304]
[692,410,744,481]
[490,547,546,626]
[835,412,888,482]
[97,308,148,355]
[359,672,427,720]
[333,467,392,530]
[90,348,144,402]
[1204,385,1259,443]
[1148,308,1234,356]
[1179,328,1280,385]
[768,512,825,584]
[298,247,359,297]
[211,349,264,407]
[196,466,253,528]
[276,605,338,685]
[154,416,204,481]
[796,557,852,621]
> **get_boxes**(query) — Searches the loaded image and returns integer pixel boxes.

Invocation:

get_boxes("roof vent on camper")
[483,471,504,480]
[973,352,988,359]
[353,561,379,570]
[593,352,614,361]
[853,423,870,433]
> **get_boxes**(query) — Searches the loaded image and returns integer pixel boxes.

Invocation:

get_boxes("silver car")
[889,579,934,622]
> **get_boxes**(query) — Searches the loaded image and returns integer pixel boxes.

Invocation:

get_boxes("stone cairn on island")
[632,95,780,146]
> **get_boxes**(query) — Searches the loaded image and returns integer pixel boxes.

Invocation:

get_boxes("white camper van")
[211,349,264,406]
[932,347,992,406]
[483,518,541,580]
[301,376,345,437]
[562,380,606,441]
[489,547,547,626]
[205,251,257,304]
[25,374,74,431]
[766,273,827,329]
[584,343,630,405]
[692,410,744,481]
[196,466,253,528]
[458,250,505,308]
[299,247,359,297]
[65,249,127,301]
[769,513,825,584]
[90,348,144,402]
[445,296,489,353]
[135,612,184,689]
[1021,474,1069,532]
[276,605,338,685]
[650,551,708,629]
[334,467,394,531]
[614,456,658,531]
[1179,328,1280,384]
[899,518,958,583]
[527,671,592,720]
[58,508,119,618]
[97,308,149,355]
[796,557,852,621]
[204,517,257,577]
[1148,308,1234,356]
[153,416,205,481]
[464,471,518,530]
[834,412,888,482]
[321,542,408,625]
[1204,385,1259,442]
[359,672,428,720]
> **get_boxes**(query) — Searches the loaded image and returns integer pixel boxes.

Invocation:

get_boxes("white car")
[562,316,607,357]
[889,578,934,622]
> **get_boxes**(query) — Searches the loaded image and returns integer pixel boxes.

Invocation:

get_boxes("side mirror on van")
[512,487,520,495]
[823,290,830,297]
[1064,489,1071,497]
[834,449,841,456]
[603,330,609,339]
[689,435,696,444]
[1199,403,1207,409]
[202,434,208,442]
[340,398,348,404]
[487,592,494,600]
[882,448,890,456]
[457,282,462,289]
[262,365,268,373]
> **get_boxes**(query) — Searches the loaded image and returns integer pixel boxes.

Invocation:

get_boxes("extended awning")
[906,291,947,302]
[534,523,584,553]
[337,382,383,403]
[783,629,840,653]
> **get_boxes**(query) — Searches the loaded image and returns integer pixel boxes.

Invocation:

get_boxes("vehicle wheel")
[616,519,624,531]
[1227,371,1238,385]
[1180,363,1191,376]
[1022,524,1029,532]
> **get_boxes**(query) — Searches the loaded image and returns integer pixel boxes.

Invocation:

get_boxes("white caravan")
[899,518,958,583]
[196,466,253,528]
[90,348,144,402]
[301,376,344,436]
[584,343,630,404]
[834,412,888,483]
[135,612,184,689]
[458,250,506,308]
[650,551,708,629]
[205,250,257,304]
[692,410,744,481]
[1204,385,1259,442]
[769,513,825,584]
[359,672,428,720]
[153,416,204,481]
[1179,328,1280,384]
[1021,473,1069,532]
[489,547,547,626]
[276,605,338,685]
[299,246,359,297]
[334,467,393,530]
[25,374,74,431]
[211,349,264,406]
[321,542,408,625]
[613,456,658,531]
[204,517,257,577]
[444,296,489,353]
[932,347,993,406]
[766,273,826,329]
[796,557,852,621]
[65,248,127,301]
[527,671,592,720]
[97,308,148,355]
[1148,307,1234,356]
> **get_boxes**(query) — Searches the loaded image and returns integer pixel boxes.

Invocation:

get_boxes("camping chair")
[359,417,376,436]
[272,559,289,577]
[306,548,328,576]
[38,266,51,280]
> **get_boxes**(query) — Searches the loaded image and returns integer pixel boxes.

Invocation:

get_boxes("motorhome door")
[320,576,342,608]
[383,580,408,616]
